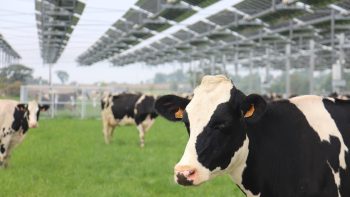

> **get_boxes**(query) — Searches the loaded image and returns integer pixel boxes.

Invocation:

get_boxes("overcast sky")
[0,0,240,84]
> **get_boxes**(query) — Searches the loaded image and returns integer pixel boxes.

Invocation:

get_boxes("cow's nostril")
[176,172,194,186]
[179,169,196,178]
[174,166,197,186]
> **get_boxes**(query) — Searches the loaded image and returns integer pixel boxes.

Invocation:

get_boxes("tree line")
[0,64,69,98]
[152,66,350,96]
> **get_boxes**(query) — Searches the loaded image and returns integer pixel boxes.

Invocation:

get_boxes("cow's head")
[17,101,49,128]
[101,94,112,110]
[155,75,267,186]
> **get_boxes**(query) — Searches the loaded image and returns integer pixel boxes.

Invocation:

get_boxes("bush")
[0,81,21,97]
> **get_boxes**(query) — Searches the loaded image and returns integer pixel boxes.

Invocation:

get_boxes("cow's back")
[242,96,350,196]
[322,98,350,196]
[111,93,141,120]
[0,100,18,128]
[134,95,158,124]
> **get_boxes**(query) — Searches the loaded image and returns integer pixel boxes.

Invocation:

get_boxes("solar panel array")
[77,0,350,71]
[35,0,85,64]
[0,34,21,66]
[77,0,220,65]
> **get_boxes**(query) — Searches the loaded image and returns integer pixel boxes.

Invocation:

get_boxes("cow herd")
[1,74,350,197]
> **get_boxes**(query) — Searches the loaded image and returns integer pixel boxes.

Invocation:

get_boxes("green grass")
[0,96,20,101]
[0,118,244,197]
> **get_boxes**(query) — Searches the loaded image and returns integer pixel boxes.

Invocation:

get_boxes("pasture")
[0,118,244,197]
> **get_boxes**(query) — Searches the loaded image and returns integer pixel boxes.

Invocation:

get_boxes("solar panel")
[207,10,243,26]
[172,30,195,41]
[188,21,216,34]
[79,0,350,69]
[35,0,85,64]
[0,35,21,60]
[182,0,220,8]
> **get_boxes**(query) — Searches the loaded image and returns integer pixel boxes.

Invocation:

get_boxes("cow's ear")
[155,95,190,122]
[39,105,50,112]
[240,94,267,123]
[17,104,28,111]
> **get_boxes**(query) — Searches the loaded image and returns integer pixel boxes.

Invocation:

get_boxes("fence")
[20,83,174,119]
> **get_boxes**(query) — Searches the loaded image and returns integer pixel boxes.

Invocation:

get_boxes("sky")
[0,0,241,84]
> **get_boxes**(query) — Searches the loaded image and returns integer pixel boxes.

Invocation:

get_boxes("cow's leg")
[102,113,115,144]
[5,133,25,166]
[143,118,155,134]
[104,124,115,144]
[0,143,7,168]
[0,135,12,168]
[137,124,145,148]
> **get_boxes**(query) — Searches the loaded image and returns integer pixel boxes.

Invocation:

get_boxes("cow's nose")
[29,123,38,128]
[174,165,197,186]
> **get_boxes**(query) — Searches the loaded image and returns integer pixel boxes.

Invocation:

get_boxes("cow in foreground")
[101,93,158,147]
[0,100,49,167]
[155,75,350,197]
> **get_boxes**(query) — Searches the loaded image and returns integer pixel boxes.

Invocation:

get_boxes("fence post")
[20,86,26,102]
[81,88,86,119]
[51,90,55,118]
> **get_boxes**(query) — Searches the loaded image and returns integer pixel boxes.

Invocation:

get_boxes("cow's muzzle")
[174,166,197,186]
[29,123,38,128]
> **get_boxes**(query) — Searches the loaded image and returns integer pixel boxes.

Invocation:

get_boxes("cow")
[0,100,49,167]
[261,93,283,102]
[155,75,350,197]
[101,93,158,147]
[329,92,350,100]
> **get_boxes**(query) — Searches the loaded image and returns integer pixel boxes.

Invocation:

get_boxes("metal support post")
[285,44,291,98]
[222,54,227,76]
[332,33,345,92]
[48,63,54,118]
[263,48,271,94]
[234,52,238,77]
[331,9,335,64]
[210,56,215,75]
[309,40,315,94]
[81,88,86,119]
[248,50,253,93]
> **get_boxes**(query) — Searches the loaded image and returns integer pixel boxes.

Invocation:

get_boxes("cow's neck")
[225,116,264,196]
[225,133,250,190]
[234,109,274,197]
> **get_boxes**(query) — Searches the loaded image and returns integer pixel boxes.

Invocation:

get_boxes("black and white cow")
[155,75,350,197]
[0,100,49,167]
[329,92,350,100]
[101,93,158,147]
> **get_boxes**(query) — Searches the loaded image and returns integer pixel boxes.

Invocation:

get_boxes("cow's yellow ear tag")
[175,108,184,119]
[244,104,255,118]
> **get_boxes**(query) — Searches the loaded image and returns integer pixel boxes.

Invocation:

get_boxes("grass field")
[0,117,245,197]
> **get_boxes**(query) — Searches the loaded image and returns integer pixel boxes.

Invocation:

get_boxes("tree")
[153,69,189,84]
[270,70,310,95]
[0,64,33,83]
[153,73,167,84]
[56,70,69,84]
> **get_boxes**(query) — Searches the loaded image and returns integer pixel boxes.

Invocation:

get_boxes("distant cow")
[101,93,158,147]
[262,92,283,102]
[0,100,49,167]
[329,92,350,100]
[155,75,350,197]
